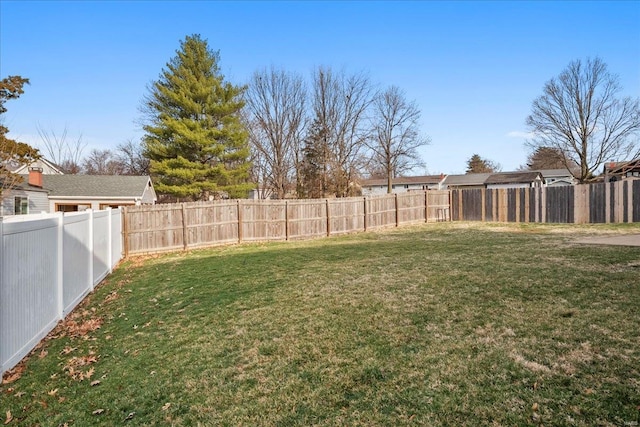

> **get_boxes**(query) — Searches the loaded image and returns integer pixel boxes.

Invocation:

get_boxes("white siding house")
[361,175,445,195]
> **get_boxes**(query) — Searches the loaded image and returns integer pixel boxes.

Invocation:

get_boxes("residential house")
[604,159,640,181]
[1,168,50,216]
[360,175,445,196]
[536,169,577,186]
[484,171,543,189]
[12,170,157,213]
[9,158,65,175]
[441,173,492,190]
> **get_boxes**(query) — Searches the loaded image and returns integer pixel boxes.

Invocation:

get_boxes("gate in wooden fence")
[451,180,640,224]
[123,191,451,255]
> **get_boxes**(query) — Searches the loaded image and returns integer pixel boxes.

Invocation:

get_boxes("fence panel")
[63,213,92,315]
[1,210,122,375]
[329,199,365,235]
[589,183,606,223]
[125,204,184,254]
[287,199,327,239]
[241,200,286,241]
[111,208,123,267]
[366,195,396,228]
[546,186,574,223]
[1,217,60,373]
[462,189,483,221]
[428,190,451,222]
[397,192,426,224]
[93,210,110,284]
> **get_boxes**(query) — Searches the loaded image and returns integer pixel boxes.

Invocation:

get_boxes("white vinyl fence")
[0,208,123,375]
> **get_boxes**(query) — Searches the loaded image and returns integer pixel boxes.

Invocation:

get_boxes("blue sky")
[1,1,639,174]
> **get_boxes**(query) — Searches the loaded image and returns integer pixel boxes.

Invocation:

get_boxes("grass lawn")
[1,222,639,426]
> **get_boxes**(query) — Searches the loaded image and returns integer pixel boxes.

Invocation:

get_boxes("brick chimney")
[28,166,43,187]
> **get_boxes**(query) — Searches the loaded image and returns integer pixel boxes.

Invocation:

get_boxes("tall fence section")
[0,208,122,375]
[123,191,452,255]
[451,180,640,224]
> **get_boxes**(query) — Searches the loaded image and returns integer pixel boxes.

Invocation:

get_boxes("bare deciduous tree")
[82,148,123,175]
[308,66,374,197]
[526,57,640,183]
[36,124,86,173]
[521,146,577,171]
[116,139,150,175]
[245,67,306,199]
[367,85,429,193]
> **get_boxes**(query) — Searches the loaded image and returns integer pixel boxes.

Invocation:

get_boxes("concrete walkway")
[575,234,640,247]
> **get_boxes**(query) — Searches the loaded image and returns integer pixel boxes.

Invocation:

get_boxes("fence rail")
[1,208,122,375]
[451,180,640,224]
[123,191,452,255]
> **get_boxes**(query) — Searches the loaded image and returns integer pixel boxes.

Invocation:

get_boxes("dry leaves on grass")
[64,352,99,381]
[1,363,26,385]
[4,411,12,425]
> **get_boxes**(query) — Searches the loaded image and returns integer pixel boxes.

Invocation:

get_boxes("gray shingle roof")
[442,173,491,186]
[535,169,575,178]
[361,175,443,187]
[21,175,152,198]
[484,171,542,185]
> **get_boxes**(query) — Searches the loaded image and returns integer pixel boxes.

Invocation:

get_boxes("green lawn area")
[2,222,639,426]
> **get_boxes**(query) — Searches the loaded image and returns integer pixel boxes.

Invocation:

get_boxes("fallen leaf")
[162,402,171,411]
[532,402,539,412]
[124,411,135,421]
[4,410,12,425]
[38,349,48,359]
[90,380,101,386]
[14,392,25,398]
[92,409,105,415]
[47,389,58,396]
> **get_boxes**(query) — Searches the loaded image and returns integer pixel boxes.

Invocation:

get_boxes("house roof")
[604,158,640,175]
[9,158,66,175]
[0,178,49,193]
[442,173,491,186]
[361,175,443,187]
[484,171,542,185]
[535,169,576,178]
[20,174,152,198]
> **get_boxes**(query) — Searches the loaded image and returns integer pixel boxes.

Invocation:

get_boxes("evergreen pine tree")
[142,35,251,200]
[300,119,331,198]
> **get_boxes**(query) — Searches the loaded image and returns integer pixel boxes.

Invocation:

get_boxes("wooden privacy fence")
[123,191,451,255]
[451,180,640,224]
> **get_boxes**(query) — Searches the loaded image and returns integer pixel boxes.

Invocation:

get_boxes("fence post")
[285,200,289,241]
[122,206,129,258]
[424,191,428,223]
[605,182,611,224]
[87,209,94,290]
[615,181,624,223]
[180,203,188,250]
[57,212,64,320]
[363,197,368,231]
[395,193,399,227]
[541,187,547,223]
[627,181,633,223]
[107,208,113,273]
[237,200,243,243]
[325,199,331,236]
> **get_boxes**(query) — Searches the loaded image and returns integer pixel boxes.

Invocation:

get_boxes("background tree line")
[3,37,639,203]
